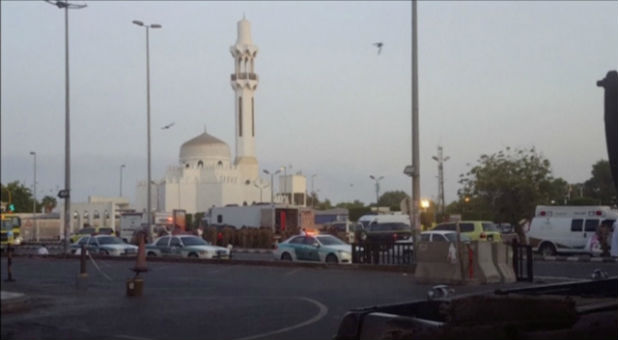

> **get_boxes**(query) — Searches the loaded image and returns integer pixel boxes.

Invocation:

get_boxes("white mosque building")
[135,17,306,215]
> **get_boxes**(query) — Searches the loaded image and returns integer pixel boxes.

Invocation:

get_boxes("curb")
[2,252,415,274]
[231,248,272,254]
[534,255,618,263]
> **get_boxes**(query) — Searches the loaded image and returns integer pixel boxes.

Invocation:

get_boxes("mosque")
[134,17,306,215]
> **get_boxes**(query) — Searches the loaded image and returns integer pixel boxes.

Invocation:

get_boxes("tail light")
[480,233,486,239]
[393,233,398,240]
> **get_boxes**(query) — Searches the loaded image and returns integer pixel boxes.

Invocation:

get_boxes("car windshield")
[181,237,208,246]
[1,216,20,230]
[316,235,346,245]
[97,236,123,245]
[369,223,409,232]
[482,223,499,232]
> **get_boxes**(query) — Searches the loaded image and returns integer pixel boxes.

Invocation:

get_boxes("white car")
[420,230,470,243]
[273,234,352,264]
[146,235,231,259]
[70,235,138,256]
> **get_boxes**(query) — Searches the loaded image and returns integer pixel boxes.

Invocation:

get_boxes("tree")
[1,181,39,213]
[41,196,57,213]
[583,160,617,205]
[377,191,410,211]
[457,147,557,225]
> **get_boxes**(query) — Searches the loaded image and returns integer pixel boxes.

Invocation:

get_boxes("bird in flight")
[373,42,383,55]
[161,122,175,130]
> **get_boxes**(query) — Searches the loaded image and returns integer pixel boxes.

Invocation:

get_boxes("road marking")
[566,256,579,261]
[114,335,155,340]
[284,268,302,276]
[230,297,328,340]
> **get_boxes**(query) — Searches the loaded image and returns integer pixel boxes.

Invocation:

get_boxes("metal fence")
[512,240,533,282]
[351,242,413,265]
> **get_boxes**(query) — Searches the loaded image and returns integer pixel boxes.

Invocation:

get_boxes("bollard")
[76,244,89,290]
[5,244,15,282]
[128,231,148,297]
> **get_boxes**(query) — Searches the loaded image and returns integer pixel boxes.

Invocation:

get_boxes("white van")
[528,205,617,256]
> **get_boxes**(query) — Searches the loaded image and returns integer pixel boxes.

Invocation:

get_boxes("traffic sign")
[58,190,69,199]
[403,165,414,177]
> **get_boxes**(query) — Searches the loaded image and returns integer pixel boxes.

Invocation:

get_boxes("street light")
[133,19,162,238]
[263,168,282,231]
[369,175,384,210]
[119,164,126,197]
[253,180,269,202]
[45,0,87,254]
[30,151,38,241]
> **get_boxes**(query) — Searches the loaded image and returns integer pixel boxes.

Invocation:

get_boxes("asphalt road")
[1,257,540,340]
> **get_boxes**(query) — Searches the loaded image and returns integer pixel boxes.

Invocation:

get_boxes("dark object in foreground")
[334,277,618,340]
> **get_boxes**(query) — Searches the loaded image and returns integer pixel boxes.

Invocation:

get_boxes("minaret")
[230,16,259,179]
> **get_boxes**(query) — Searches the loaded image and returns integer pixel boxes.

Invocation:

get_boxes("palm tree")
[41,195,57,213]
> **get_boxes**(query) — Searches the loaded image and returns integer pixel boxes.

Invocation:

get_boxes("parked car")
[431,221,502,242]
[420,230,471,243]
[146,235,231,259]
[69,235,137,256]
[70,226,115,243]
[274,234,352,264]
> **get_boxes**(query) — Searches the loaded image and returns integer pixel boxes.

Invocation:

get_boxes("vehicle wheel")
[188,252,199,258]
[100,250,109,256]
[539,243,556,256]
[325,254,338,264]
[281,252,292,261]
[147,251,157,257]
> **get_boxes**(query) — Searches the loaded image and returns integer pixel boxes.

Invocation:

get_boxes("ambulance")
[528,205,617,256]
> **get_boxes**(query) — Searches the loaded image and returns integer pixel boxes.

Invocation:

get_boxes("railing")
[351,241,413,265]
[512,239,533,282]
[230,73,258,81]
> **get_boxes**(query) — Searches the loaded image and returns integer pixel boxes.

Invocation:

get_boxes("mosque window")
[245,180,250,185]
[185,163,190,168]
[218,160,223,167]
[198,160,204,168]
[252,97,255,137]
[238,96,243,137]
[243,201,247,206]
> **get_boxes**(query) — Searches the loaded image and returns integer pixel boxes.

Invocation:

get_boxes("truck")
[120,210,187,243]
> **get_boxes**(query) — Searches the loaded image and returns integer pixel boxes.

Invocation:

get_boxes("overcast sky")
[1,1,617,207]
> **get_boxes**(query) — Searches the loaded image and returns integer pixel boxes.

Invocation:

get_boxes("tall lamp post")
[119,164,126,197]
[254,180,268,202]
[369,175,384,211]
[410,0,420,266]
[431,146,450,218]
[45,0,87,254]
[263,168,282,231]
[133,20,162,238]
[30,151,38,241]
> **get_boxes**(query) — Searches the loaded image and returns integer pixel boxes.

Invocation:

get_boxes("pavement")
[1,256,544,340]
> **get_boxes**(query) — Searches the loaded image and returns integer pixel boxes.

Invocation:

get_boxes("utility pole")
[45,0,87,254]
[432,146,450,218]
[410,0,420,266]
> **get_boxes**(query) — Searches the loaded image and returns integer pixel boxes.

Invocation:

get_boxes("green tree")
[583,160,617,205]
[457,147,557,225]
[377,190,410,211]
[41,195,57,213]
[1,181,39,213]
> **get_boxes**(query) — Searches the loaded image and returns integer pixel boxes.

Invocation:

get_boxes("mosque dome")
[179,130,231,168]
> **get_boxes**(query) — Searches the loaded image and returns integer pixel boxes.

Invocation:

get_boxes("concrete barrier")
[470,241,501,284]
[414,242,480,285]
[492,242,516,283]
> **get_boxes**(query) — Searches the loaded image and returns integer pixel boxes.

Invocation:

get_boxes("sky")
[1,1,617,207]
